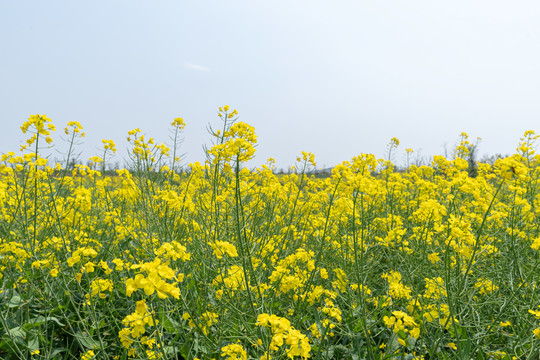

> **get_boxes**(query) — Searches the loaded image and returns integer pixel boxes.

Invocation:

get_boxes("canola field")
[1,110,540,360]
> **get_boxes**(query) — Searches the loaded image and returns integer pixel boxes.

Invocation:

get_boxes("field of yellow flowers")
[1,109,540,360]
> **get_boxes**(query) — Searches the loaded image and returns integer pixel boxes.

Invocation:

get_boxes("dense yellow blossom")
[2,113,540,359]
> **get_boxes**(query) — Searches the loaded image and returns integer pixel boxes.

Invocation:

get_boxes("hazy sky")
[2,1,540,169]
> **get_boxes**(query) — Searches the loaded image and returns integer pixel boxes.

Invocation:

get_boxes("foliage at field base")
[1,110,540,360]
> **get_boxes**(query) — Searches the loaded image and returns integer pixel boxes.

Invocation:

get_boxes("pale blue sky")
[2,1,540,169]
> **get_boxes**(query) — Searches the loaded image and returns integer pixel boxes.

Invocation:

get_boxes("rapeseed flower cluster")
[256,314,311,359]
[221,342,247,360]
[125,258,181,299]
[118,299,157,355]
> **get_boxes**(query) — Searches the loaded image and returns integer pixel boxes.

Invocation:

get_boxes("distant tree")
[467,143,478,178]
[479,153,508,165]
[412,149,429,167]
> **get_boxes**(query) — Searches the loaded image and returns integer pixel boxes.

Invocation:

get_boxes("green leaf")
[387,333,400,354]
[163,345,182,358]
[163,316,180,333]
[324,346,335,358]
[27,335,39,352]
[353,318,364,332]
[50,348,67,357]
[6,326,25,340]
[7,295,23,308]
[25,316,65,329]
[75,331,100,350]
